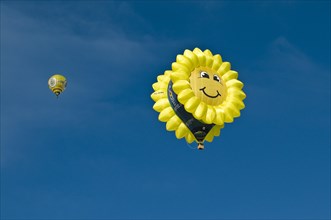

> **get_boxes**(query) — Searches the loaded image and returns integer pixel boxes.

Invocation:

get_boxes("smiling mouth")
[199,87,221,98]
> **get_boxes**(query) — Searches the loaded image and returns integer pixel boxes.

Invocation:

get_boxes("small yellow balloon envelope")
[151,48,246,149]
[48,74,67,97]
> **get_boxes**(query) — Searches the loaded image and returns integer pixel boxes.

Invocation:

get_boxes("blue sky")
[1,1,330,219]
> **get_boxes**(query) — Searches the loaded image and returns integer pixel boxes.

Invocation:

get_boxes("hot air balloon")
[151,48,246,150]
[48,74,67,97]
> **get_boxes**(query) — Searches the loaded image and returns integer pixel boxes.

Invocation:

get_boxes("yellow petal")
[211,125,221,136]
[228,97,245,110]
[170,70,189,82]
[183,49,199,67]
[214,108,225,125]
[172,80,191,94]
[166,115,182,131]
[212,54,223,71]
[151,90,166,102]
[152,81,168,91]
[164,70,172,77]
[185,132,196,143]
[159,106,175,122]
[176,54,194,71]
[205,130,214,142]
[204,106,216,124]
[193,48,203,53]
[203,49,213,57]
[193,102,207,120]
[177,89,195,103]
[157,75,170,83]
[193,48,206,67]
[226,79,244,89]
[223,108,234,123]
[175,123,189,139]
[205,55,213,68]
[225,102,240,118]
[222,70,238,81]
[227,88,246,100]
[184,96,200,113]
[153,98,170,112]
[172,62,190,73]
[217,62,231,76]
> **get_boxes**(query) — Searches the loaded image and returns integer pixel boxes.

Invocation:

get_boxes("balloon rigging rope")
[186,142,197,150]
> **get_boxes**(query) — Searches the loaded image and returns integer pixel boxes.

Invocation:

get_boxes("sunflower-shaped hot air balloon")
[48,74,67,97]
[151,48,246,150]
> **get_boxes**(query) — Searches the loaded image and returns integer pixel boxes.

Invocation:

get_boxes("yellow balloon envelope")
[151,48,246,150]
[48,74,67,97]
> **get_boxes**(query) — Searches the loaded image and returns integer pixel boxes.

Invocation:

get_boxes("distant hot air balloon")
[48,74,67,97]
[151,48,246,150]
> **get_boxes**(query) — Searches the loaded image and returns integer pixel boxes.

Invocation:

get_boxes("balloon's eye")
[200,71,209,78]
[213,75,221,82]
[48,78,57,87]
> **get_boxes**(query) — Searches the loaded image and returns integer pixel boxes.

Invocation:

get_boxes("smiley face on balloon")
[189,66,227,106]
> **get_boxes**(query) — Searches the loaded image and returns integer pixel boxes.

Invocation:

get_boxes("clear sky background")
[1,1,330,219]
